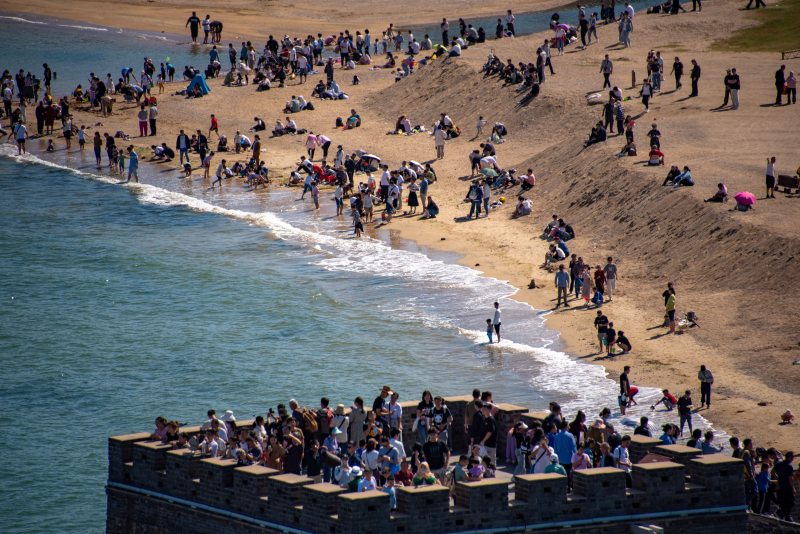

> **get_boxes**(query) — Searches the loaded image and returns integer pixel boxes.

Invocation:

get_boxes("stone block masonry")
[107,394,756,534]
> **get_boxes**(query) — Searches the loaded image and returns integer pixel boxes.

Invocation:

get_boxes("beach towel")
[186,74,210,96]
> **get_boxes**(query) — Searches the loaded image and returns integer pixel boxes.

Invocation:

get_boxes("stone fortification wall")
[107,395,750,534]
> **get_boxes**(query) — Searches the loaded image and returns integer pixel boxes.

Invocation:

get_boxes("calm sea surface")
[0,10,720,534]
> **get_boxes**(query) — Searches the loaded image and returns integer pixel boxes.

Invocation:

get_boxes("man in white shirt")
[358,468,377,492]
[200,429,224,457]
[440,18,450,46]
[613,435,633,486]
[380,166,391,203]
[492,301,502,342]
[625,3,635,17]
[13,121,28,155]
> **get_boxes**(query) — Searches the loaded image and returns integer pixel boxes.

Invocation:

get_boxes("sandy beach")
[11,0,800,453]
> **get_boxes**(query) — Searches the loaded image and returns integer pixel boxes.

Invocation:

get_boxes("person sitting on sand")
[661,165,680,186]
[284,96,302,114]
[312,80,327,97]
[616,140,637,157]
[782,410,795,424]
[421,196,439,218]
[257,76,271,91]
[703,183,728,203]
[395,115,412,133]
[379,53,396,69]
[545,244,565,263]
[672,166,694,188]
[251,117,266,132]
[285,117,298,134]
[648,147,664,165]
[520,170,536,191]
[584,122,607,147]
[514,196,533,216]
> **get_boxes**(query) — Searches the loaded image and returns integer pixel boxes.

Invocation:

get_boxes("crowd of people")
[148,384,798,519]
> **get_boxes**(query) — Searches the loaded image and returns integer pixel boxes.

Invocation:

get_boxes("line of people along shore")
[147,386,799,519]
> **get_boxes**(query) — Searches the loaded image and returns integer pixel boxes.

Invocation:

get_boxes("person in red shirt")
[648,148,664,165]
[209,114,219,138]
[651,389,678,410]
[393,459,414,486]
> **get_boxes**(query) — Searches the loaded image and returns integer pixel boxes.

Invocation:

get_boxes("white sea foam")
[0,145,726,447]
[58,24,108,31]
[0,16,46,24]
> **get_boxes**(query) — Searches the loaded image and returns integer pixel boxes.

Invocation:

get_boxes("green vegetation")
[713,0,800,52]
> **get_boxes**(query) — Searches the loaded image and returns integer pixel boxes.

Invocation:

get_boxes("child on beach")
[209,114,219,138]
[157,74,165,94]
[183,163,192,178]
[78,125,86,150]
[311,183,320,209]
[486,319,494,343]
[46,139,55,152]
[476,116,487,138]
[118,148,126,175]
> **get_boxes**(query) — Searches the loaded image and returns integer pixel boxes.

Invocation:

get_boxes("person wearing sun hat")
[332,404,350,445]
[346,466,363,491]
[586,419,606,464]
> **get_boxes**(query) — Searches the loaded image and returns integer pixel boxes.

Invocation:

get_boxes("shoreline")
[5,0,799,455]
[0,0,575,43]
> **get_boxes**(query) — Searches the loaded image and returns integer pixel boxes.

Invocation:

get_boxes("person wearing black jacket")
[689,59,701,97]
[35,101,45,135]
[670,57,683,89]
[728,68,740,109]
[176,130,190,165]
[677,390,693,436]
[344,155,356,187]
[196,130,209,162]
[775,65,786,105]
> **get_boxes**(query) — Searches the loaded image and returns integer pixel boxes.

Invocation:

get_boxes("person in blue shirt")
[673,166,694,188]
[659,423,677,445]
[382,476,397,510]
[553,420,577,477]
[546,422,558,449]
[754,463,771,514]
[555,237,569,256]
[126,146,139,183]
[210,46,219,63]
[467,180,484,218]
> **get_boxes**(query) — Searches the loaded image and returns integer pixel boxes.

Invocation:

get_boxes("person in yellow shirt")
[665,288,676,334]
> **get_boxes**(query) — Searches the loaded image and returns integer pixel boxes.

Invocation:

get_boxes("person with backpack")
[317,397,334,442]
[466,180,484,219]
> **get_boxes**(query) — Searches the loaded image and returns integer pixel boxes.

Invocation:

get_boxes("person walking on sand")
[641,77,652,113]
[602,257,618,301]
[306,131,318,160]
[775,65,787,105]
[600,55,613,89]
[434,127,447,159]
[698,365,713,408]
[670,57,683,90]
[492,302,502,343]
[555,264,570,308]
[618,12,632,47]
[137,105,148,137]
[766,156,776,198]
[665,287,676,334]
[689,60,700,97]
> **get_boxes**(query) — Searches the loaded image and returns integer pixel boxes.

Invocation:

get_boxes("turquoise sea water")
[0,11,722,534]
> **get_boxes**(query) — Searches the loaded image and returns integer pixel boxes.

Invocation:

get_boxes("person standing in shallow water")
[492,301,501,342]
